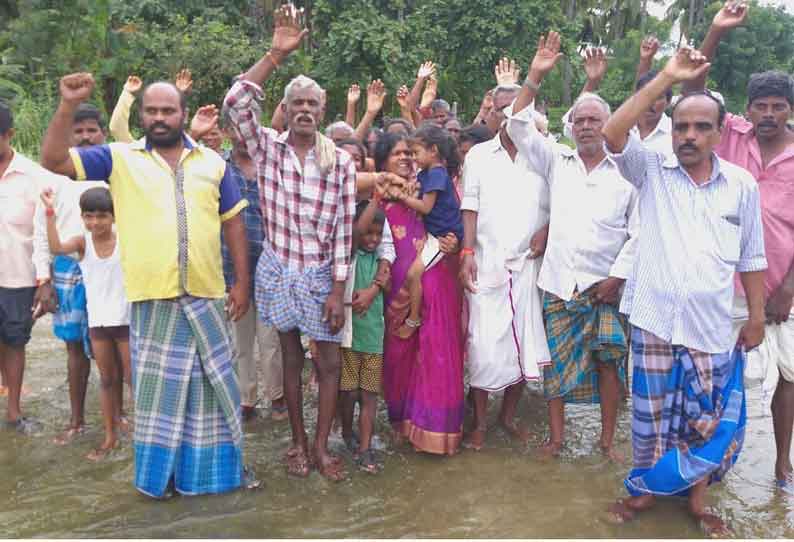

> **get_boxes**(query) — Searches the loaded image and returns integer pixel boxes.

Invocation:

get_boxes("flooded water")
[3,316,794,538]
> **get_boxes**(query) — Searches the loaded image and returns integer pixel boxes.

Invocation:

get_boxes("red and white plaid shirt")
[224,80,356,282]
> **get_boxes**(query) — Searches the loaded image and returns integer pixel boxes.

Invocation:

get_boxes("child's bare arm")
[47,218,84,257]
[399,190,438,216]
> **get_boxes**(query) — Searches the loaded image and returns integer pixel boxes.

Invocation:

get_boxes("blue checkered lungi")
[625,327,746,497]
[254,241,341,343]
[131,296,243,498]
[52,255,92,358]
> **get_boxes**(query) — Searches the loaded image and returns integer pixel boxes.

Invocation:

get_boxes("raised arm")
[271,98,286,133]
[40,189,85,256]
[242,4,307,86]
[109,75,140,143]
[603,47,711,153]
[345,83,360,128]
[354,79,386,142]
[224,5,306,158]
[472,90,494,126]
[635,37,659,84]
[561,47,607,140]
[189,105,220,142]
[408,61,435,114]
[395,85,416,128]
[513,32,563,116]
[495,57,521,87]
[41,73,95,177]
[580,47,608,96]
[683,1,748,92]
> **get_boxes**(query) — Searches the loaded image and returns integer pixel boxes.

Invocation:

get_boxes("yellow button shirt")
[69,135,247,302]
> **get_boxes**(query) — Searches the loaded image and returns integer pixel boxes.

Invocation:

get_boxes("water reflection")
[2,318,793,537]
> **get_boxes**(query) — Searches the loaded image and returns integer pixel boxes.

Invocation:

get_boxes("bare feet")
[284,445,312,478]
[498,419,531,444]
[313,451,347,482]
[693,511,732,538]
[607,494,656,524]
[600,443,625,463]
[86,440,117,461]
[463,427,487,451]
[53,424,85,445]
[536,439,563,459]
[607,499,635,524]
[118,415,133,436]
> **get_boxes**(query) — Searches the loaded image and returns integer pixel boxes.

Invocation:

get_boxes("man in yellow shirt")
[40,72,253,498]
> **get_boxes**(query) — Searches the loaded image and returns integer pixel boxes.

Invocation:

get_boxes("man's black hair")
[0,101,13,135]
[459,124,494,146]
[636,70,673,102]
[747,71,794,106]
[671,90,726,128]
[74,103,106,130]
[337,138,367,159]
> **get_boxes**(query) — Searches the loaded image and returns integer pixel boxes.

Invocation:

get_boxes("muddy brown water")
[2,316,794,538]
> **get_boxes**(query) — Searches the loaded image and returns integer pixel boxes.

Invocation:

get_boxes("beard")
[144,123,182,148]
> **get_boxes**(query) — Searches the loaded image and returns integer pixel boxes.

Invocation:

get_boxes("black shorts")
[0,287,36,347]
[89,325,130,342]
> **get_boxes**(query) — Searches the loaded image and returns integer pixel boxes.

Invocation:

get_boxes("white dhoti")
[467,255,550,391]
[461,136,551,392]
[732,295,794,412]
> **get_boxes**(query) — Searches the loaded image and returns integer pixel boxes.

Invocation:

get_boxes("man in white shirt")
[459,84,551,450]
[34,104,106,444]
[508,84,639,461]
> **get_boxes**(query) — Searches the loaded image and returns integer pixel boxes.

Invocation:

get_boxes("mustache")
[759,121,777,128]
[149,122,171,131]
[678,143,698,152]
[77,140,94,147]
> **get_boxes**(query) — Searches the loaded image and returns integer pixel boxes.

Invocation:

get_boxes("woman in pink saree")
[373,133,465,455]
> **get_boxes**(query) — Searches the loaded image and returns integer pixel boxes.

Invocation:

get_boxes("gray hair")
[492,84,522,102]
[324,120,354,139]
[284,74,325,104]
[570,92,611,119]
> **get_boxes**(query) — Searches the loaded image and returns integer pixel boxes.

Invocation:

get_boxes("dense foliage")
[1,0,793,154]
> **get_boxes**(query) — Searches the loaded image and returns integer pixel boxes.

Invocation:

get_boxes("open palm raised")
[530,32,564,77]
[271,3,309,55]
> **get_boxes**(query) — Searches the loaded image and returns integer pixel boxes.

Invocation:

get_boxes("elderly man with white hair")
[223,5,356,482]
[505,32,638,460]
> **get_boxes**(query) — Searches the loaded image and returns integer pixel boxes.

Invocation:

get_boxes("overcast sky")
[649,0,792,18]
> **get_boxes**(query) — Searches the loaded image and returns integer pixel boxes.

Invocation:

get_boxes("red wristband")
[460,247,474,259]
[45,208,55,217]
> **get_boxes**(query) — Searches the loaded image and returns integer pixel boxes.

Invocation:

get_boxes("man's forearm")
[354,111,378,142]
[581,76,602,96]
[462,210,477,250]
[682,26,726,92]
[243,49,285,87]
[740,270,766,322]
[41,101,79,176]
[513,69,543,116]
[345,100,357,128]
[222,215,250,291]
[603,71,676,152]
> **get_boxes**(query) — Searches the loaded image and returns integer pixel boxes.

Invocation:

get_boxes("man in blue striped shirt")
[219,105,286,422]
[602,47,767,536]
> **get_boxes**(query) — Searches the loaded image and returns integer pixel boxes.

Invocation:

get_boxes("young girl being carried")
[41,186,131,461]
[393,124,463,339]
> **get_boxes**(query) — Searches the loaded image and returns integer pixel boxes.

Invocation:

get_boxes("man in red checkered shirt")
[223,4,356,482]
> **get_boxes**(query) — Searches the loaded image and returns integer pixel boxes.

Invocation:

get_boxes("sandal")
[243,466,263,490]
[313,452,347,482]
[86,441,118,462]
[53,424,86,445]
[356,449,381,474]
[270,399,288,421]
[284,446,312,478]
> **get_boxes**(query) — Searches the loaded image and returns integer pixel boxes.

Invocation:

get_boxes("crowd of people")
[2,0,794,536]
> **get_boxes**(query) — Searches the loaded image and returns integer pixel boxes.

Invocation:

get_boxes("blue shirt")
[221,152,263,292]
[607,135,767,353]
[418,166,464,241]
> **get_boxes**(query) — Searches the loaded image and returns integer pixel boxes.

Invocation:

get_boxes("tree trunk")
[562,0,577,105]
